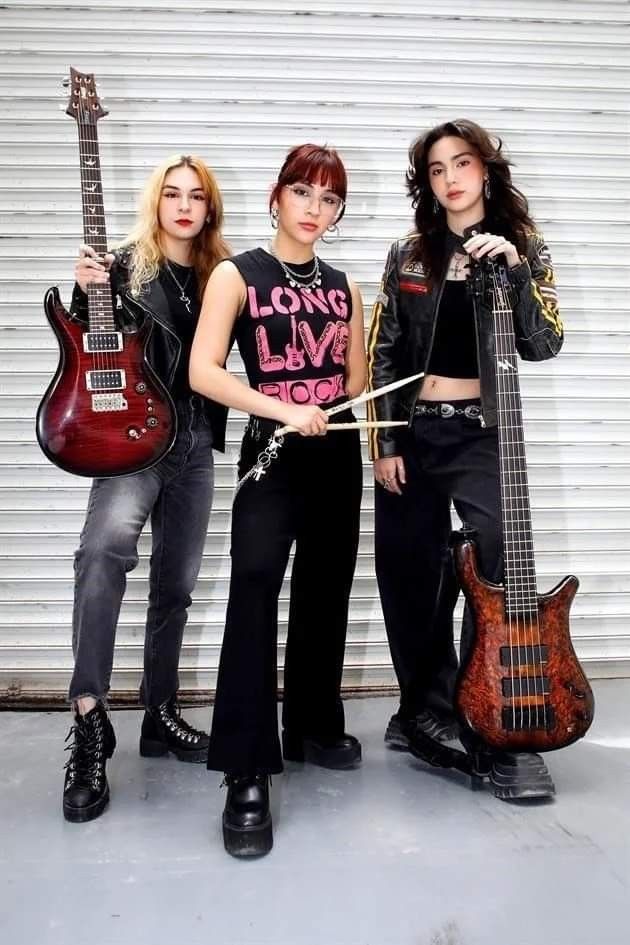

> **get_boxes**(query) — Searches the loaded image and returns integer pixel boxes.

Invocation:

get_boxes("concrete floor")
[0,680,628,945]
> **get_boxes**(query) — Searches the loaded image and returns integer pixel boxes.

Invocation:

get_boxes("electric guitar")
[36,67,175,478]
[451,260,594,752]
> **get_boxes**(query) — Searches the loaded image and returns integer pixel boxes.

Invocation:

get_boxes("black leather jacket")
[366,227,564,459]
[70,248,227,452]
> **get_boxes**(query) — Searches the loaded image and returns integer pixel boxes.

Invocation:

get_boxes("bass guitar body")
[452,530,594,753]
[36,287,175,478]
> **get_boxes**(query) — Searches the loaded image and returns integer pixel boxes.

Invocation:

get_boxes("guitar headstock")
[63,67,107,124]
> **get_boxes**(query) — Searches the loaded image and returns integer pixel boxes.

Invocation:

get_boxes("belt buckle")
[440,403,455,418]
[464,404,481,420]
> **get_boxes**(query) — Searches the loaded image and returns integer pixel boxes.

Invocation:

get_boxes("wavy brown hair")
[123,154,230,298]
[406,119,535,285]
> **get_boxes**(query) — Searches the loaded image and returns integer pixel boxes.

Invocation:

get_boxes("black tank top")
[231,247,352,406]
[427,279,479,378]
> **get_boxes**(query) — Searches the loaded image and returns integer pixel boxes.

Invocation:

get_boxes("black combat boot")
[139,696,209,763]
[222,774,273,858]
[63,703,116,823]
[282,731,362,769]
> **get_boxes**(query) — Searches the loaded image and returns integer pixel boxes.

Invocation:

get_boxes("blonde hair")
[123,154,230,297]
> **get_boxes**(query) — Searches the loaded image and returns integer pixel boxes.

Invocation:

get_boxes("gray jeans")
[69,399,214,706]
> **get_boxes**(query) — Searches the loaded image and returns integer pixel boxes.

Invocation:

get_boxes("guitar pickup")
[500,644,548,667]
[501,676,550,698]
[86,369,126,391]
[83,331,123,353]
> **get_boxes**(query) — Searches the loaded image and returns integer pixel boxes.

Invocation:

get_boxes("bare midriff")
[419,374,481,401]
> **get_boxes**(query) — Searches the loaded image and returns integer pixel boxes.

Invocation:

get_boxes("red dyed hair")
[269,143,347,220]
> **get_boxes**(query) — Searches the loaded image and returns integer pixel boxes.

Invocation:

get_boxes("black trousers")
[207,413,362,775]
[375,401,503,725]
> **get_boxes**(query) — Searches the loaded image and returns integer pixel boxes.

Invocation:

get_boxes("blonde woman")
[62,155,230,823]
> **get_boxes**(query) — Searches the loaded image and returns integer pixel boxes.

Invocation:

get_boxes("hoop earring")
[270,208,279,230]
[321,222,339,245]
[484,177,491,200]
[433,196,440,214]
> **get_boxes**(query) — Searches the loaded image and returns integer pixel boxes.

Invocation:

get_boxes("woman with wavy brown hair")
[62,155,230,824]
[367,119,564,800]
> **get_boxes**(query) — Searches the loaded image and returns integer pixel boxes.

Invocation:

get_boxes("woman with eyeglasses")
[190,143,367,856]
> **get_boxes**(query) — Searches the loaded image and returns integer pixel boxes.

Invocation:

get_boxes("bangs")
[278,144,347,200]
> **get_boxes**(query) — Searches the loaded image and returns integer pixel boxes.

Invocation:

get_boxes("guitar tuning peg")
[62,78,70,88]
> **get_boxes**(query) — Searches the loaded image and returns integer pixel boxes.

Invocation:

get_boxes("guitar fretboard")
[76,107,114,333]
[490,264,538,618]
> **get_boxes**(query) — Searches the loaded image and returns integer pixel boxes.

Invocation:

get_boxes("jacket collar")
[115,250,180,338]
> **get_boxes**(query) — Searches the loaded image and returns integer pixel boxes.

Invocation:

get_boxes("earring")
[205,214,212,225]
[270,208,279,230]
[484,177,491,200]
[321,223,339,244]
[433,196,440,214]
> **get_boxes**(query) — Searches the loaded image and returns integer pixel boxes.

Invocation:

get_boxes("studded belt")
[414,401,483,420]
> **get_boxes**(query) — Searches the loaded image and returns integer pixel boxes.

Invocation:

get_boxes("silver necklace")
[267,243,322,293]
[165,260,193,313]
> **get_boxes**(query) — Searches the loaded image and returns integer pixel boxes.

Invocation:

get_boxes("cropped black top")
[426,278,479,378]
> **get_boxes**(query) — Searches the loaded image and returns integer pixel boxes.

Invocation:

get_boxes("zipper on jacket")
[123,290,182,388]
[470,288,487,426]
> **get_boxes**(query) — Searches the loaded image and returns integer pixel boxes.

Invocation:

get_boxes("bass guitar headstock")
[62,67,107,125]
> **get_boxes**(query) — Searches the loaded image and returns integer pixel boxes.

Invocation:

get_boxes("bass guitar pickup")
[86,369,126,391]
[91,393,128,413]
[83,331,123,353]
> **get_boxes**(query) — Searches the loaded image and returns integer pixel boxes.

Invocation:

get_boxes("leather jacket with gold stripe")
[366,227,564,460]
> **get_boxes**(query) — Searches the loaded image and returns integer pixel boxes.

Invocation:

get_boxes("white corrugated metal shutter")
[1,0,629,702]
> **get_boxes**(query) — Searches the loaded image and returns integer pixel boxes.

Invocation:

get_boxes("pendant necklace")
[267,242,322,293]
[165,260,193,313]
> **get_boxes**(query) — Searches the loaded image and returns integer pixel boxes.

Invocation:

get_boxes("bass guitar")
[451,259,594,753]
[36,67,175,478]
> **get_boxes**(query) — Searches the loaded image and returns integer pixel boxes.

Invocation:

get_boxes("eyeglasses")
[285,183,344,217]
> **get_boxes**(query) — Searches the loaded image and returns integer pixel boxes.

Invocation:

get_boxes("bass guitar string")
[490,262,545,732]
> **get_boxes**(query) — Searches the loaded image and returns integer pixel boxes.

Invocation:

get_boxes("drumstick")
[275,371,424,436]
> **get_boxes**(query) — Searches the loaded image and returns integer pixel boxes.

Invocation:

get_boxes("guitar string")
[490,263,545,732]
[79,95,113,385]
[489,262,519,732]
[492,263,534,731]
[78,94,107,381]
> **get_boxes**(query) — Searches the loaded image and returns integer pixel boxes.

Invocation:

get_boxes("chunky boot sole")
[385,714,459,749]
[63,785,110,824]
[489,752,556,802]
[139,736,207,764]
[223,814,273,858]
[282,732,361,769]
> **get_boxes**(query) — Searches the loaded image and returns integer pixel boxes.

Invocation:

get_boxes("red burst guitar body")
[452,260,594,753]
[36,68,175,478]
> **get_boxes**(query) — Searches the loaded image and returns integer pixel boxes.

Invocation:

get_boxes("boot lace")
[158,700,204,745]
[64,714,107,791]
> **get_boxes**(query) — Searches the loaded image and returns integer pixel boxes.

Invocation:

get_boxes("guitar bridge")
[502,704,556,732]
[91,393,128,412]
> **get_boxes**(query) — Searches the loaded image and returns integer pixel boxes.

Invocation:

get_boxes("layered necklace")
[267,242,322,293]
[165,260,193,313]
